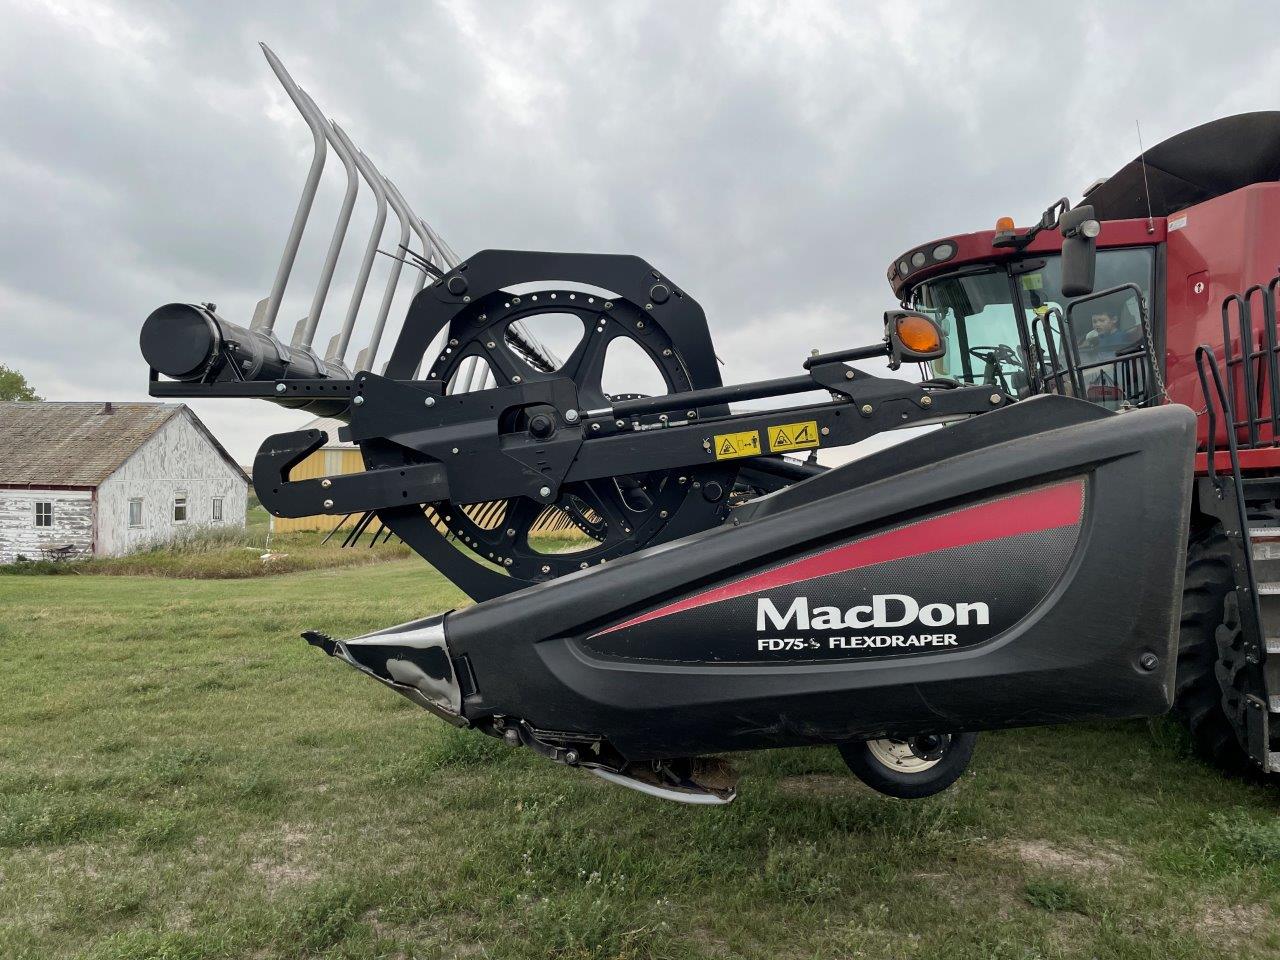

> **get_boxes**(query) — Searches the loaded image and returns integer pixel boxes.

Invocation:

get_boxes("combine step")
[1248,527,1280,764]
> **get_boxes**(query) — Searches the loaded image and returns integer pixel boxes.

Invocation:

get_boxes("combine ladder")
[1195,281,1280,773]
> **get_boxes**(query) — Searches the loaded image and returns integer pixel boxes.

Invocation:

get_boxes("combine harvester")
[139,47,1203,804]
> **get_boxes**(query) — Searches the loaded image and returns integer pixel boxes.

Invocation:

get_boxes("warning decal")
[767,420,820,453]
[713,430,762,460]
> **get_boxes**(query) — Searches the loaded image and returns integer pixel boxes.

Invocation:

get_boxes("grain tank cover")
[1084,112,1280,221]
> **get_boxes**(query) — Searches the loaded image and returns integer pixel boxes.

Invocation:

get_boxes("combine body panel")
[139,47,1207,803]
[1164,182,1280,446]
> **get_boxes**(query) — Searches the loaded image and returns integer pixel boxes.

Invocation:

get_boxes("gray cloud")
[3,0,1279,460]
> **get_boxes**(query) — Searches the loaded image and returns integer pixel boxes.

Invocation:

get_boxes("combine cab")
[137,47,1200,803]
[888,112,1280,776]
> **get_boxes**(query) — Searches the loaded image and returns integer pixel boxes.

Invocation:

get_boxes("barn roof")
[0,401,247,487]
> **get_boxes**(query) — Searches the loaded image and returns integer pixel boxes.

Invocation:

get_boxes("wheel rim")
[865,736,949,774]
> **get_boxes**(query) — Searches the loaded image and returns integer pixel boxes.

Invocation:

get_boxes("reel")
[361,257,738,600]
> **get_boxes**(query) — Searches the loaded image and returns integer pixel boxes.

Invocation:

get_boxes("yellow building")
[273,416,583,540]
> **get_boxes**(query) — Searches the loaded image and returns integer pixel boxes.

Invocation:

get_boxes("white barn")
[0,401,248,563]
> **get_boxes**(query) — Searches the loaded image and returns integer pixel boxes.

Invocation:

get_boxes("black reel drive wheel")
[838,733,978,799]
[374,281,736,598]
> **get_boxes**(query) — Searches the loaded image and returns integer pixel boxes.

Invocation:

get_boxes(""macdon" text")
[757,595,990,631]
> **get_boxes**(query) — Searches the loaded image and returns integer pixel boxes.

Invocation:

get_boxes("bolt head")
[275,382,287,394]
[452,447,460,454]
[821,426,830,435]
[541,564,551,574]
[920,395,932,407]
[323,499,334,509]
[512,375,523,384]
[1139,652,1159,671]
[425,396,436,407]
[565,408,579,423]
[353,395,364,406]
[321,478,332,489]
[486,341,496,349]
[502,557,513,567]
[564,749,580,765]
[591,423,600,431]
[539,486,552,498]
[844,370,855,380]
[860,404,874,414]
[990,394,1002,404]
[616,419,626,428]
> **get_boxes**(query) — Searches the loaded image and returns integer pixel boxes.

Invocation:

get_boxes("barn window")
[128,498,143,528]
[34,501,52,528]
[211,497,224,522]
[173,495,188,523]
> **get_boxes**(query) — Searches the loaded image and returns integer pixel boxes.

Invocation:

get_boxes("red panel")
[594,479,1085,638]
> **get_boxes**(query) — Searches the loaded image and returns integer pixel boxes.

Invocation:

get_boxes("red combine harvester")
[889,111,1280,776]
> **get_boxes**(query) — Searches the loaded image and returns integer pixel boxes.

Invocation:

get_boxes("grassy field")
[0,502,597,580]
[2,561,1280,959]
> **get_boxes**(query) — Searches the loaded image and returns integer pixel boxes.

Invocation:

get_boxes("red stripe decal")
[593,479,1083,638]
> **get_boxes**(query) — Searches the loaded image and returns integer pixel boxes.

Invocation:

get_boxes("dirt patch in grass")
[776,773,864,797]
[249,824,323,892]
[999,839,1126,876]
[1190,899,1271,949]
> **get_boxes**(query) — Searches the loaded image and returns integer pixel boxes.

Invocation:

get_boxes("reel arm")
[252,362,1006,523]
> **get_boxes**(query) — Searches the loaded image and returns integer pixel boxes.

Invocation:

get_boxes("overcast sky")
[4,0,1280,463]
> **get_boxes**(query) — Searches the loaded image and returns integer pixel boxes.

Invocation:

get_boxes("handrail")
[1221,293,1249,440]
[1245,283,1278,444]
[1196,345,1247,501]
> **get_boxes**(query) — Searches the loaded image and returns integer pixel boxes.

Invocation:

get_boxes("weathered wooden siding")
[96,410,248,556]
[0,489,93,562]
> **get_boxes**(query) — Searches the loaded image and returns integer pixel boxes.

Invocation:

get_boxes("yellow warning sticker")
[713,430,762,460]
[768,420,820,453]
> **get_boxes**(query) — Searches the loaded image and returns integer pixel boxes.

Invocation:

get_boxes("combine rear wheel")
[838,733,977,798]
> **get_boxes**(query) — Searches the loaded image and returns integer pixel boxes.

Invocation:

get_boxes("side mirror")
[1060,204,1100,298]
[885,310,946,370]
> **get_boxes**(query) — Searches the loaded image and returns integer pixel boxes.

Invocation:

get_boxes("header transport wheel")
[839,733,978,799]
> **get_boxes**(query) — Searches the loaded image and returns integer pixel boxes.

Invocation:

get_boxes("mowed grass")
[2,565,1280,958]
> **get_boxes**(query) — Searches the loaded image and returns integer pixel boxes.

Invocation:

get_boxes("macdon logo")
[757,595,991,631]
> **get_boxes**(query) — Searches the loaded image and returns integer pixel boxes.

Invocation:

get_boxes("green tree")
[0,364,41,401]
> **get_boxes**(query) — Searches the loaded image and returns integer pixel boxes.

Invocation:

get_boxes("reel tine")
[356,165,409,372]
[300,99,360,353]
[332,127,387,365]
[259,44,327,335]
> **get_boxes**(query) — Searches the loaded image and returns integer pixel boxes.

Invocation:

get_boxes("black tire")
[1172,526,1254,774]
[838,733,977,799]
